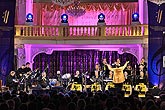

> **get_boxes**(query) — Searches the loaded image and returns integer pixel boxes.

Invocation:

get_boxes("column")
[142,44,148,63]
[16,44,26,68]
[138,0,148,24]
[17,0,26,24]
[26,0,33,15]
[138,44,144,62]
[24,44,32,69]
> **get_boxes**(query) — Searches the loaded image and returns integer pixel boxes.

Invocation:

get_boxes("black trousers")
[114,83,123,91]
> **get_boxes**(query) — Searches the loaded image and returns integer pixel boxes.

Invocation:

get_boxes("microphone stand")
[101,71,104,91]
[134,64,137,88]
[21,75,27,92]
[82,72,87,92]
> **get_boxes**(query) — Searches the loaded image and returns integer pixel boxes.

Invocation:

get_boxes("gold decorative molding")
[15,24,148,40]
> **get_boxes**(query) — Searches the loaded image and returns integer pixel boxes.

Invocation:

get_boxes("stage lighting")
[132,13,139,22]
[26,13,33,22]
[61,14,68,23]
[98,13,105,23]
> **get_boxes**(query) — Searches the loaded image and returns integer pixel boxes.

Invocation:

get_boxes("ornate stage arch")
[15,44,144,77]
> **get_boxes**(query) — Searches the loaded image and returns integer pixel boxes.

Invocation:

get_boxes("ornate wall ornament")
[14,44,24,49]
[51,0,75,6]
[118,47,139,60]
[148,0,165,5]
[31,47,56,63]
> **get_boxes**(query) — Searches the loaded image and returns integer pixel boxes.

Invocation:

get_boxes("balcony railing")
[15,24,148,40]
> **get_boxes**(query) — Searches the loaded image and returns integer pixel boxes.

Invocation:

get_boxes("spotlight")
[132,13,139,22]
[98,13,105,23]
[61,14,68,23]
[26,13,33,22]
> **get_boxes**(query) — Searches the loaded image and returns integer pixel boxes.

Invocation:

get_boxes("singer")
[108,61,129,90]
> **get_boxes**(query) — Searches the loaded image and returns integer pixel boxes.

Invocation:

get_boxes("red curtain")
[33,2,138,26]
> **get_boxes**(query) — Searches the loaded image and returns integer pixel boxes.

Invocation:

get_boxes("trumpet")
[42,77,46,81]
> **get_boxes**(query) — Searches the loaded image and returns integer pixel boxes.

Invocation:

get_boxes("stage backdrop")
[0,0,16,84]
[148,1,165,87]
[33,50,138,78]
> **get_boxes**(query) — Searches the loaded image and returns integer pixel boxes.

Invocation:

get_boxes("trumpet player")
[38,71,50,88]
[101,58,110,78]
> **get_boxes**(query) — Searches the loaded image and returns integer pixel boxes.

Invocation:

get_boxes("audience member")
[0,88,165,110]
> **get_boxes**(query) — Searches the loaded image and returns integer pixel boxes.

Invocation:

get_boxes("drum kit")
[49,73,71,88]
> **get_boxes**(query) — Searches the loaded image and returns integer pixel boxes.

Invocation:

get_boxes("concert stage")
[29,83,153,98]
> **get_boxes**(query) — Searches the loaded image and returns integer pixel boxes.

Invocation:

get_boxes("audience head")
[6,99,15,110]
[0,103,9,110]
[77,99,86,110]
[67,102,77,110]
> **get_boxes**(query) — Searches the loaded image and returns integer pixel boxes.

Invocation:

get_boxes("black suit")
[90,70,102,83]
[38,76,50,88]
[16,68,26,79]
[137,62,147,84]
[101,64,109,78]
[6,75,18,91]
[90,70,101,79]
[24,67,31,73]
[138,62,147,75]
[73,75,82,84]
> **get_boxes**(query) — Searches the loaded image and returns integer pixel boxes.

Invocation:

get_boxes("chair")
[0,80,9,92]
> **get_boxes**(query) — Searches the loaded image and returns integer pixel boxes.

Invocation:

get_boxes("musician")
[16,64,26,79]
[73,71,82,84]
[51,70,62,86]
[29,68,40,87]
[109,61,129,90]
[138,57,147,84]
[124,64,133,84]
[24,62,32,73]
[138,57,147,78]
[90,63,101,83]
[56,71,62,84]
[31,68,40,78]
[6,71,19,91]
[38,71,50,88]
[101,58,110,78]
